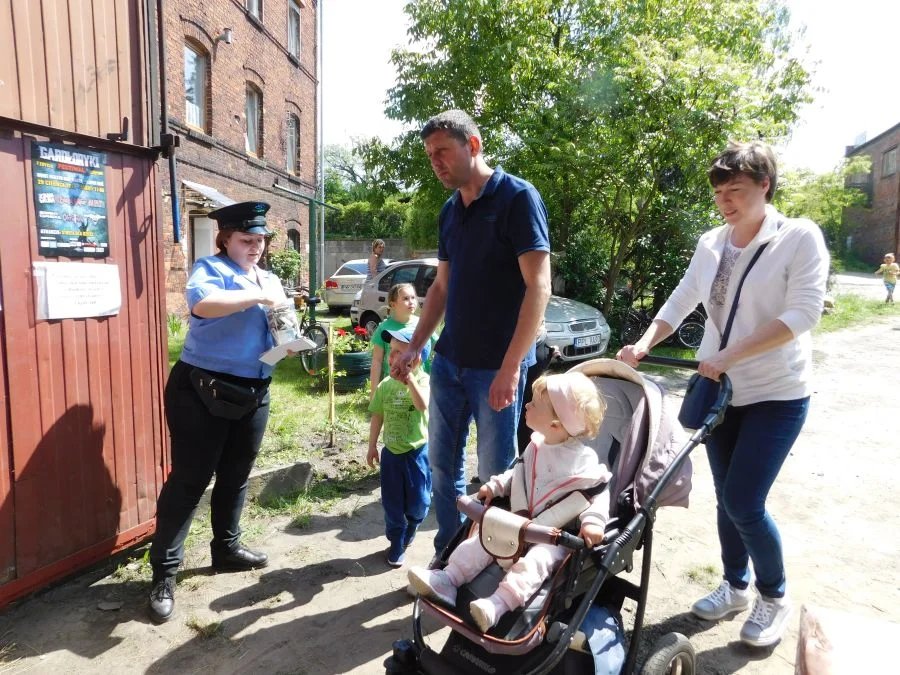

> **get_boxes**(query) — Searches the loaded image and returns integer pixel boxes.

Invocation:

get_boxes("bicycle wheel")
[619,311,648,346]
[299,325,328,376]
[677,320,705,349]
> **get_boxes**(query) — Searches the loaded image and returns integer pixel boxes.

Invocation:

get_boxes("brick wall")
[844,123,900,262]
[160,0,318,315]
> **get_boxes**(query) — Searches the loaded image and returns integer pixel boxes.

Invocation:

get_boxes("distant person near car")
[391,109,551,554]
[367,239,387,281]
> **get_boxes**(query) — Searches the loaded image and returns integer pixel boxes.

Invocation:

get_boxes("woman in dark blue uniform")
[148,201,287,623]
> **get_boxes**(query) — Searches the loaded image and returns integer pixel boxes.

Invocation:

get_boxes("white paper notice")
[259,335,318,366]
[33,262,121,320]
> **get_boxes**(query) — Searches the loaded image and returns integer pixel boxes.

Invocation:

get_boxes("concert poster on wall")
[31,141,110,258]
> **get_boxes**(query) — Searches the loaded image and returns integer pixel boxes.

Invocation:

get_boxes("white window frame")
[245,85,262,156]
[246,0,261,19]
[288,0,301,58]
[882,147,897,177]
[286,113,299,174]
[184,44,207,130]
[191,216,216,263]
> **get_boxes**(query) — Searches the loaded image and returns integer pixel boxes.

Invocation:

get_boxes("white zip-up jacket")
[485,434,612,529]
[656,205,829,406]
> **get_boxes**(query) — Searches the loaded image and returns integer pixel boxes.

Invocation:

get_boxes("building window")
[245,85,263,156]
[288,0,301,58]
[286,113,300,174]
[287,228,301,251]
[882,147,897,178]
[246,0,261,19]
[191,216,216,263]
[184,43,207,131]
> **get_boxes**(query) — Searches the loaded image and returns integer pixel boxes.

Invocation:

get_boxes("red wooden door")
[0,132,169,603]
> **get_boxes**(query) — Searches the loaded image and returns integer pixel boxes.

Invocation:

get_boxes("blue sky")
[322,0,900,172]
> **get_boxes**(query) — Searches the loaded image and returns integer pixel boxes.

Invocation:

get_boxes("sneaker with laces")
[739,594,792,647]
[147,577,175,624]
[691,580,752,620]
[407,567,457,606]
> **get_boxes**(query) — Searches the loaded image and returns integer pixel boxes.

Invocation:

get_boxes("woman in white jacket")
[618,141,829,648]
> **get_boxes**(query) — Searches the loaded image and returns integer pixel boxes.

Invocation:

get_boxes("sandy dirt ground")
[1,308,898,674]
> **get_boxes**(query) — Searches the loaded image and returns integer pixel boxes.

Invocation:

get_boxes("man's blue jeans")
[705,397,810,599]
[428,352,528,553]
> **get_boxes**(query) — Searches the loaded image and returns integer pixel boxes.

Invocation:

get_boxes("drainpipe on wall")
[156,0,181,243]
[317,0,326,289]
[895,169,900,255]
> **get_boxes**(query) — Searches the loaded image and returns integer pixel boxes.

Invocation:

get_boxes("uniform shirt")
[436,167,551,370]
[369,371,429,454]
[180,254,281,379]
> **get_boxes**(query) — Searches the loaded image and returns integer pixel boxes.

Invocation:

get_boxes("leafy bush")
[268,248,303,286]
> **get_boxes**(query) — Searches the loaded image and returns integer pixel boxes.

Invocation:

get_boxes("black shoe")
[148,577,175,624]
[211,546,269,571]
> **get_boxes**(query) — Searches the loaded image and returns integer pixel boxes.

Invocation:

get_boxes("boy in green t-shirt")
[367,327,432,566]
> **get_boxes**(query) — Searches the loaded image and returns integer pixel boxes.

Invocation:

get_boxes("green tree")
[386,0,813,314]
[774,155,872,255]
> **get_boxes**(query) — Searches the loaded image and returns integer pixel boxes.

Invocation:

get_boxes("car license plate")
[343,284,362,291]
[575,335,601,348]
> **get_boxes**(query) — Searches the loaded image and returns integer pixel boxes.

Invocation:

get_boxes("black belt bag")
[189,367,267,420]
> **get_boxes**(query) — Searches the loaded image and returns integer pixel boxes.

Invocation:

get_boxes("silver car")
[352,258,610,362]
[322,259,371,311]
[543,295,611,362]
[351,259,437,335]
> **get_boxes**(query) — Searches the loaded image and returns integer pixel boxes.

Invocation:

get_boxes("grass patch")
[816,293,899,333]
[0,635,18,663]
[111,549,152,583]
[684,563,719,587]
[185,615,223,639]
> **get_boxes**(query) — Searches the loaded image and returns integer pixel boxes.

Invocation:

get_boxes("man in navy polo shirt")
[392,110,551,553]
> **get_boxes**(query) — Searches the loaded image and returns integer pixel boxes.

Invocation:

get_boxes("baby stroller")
[385,356,732,675]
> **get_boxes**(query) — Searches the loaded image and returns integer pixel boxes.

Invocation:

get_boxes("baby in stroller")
[408,371,611,633]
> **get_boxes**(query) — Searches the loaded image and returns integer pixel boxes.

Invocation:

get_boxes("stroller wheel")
[640,632,695,675]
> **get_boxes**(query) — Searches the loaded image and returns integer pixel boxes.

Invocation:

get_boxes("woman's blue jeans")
[428,353,527,553]
[705,396,809,599]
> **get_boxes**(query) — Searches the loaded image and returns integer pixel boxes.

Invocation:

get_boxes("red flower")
[354,326,369,337]
[336,328,348,336]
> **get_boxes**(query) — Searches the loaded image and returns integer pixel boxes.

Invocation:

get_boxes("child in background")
[408,371,611,633]
[368,328,433,567]
[875,253,899,303]
[369,283,434,400]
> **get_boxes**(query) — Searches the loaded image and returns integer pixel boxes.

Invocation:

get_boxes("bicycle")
[290,286,329,375]
[619,306,706,350]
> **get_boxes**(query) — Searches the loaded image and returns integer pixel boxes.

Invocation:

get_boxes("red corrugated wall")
[0,135,169,605]
[0,0,169,604]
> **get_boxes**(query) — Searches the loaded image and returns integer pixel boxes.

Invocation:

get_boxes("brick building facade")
[844,121,900,262]
[160,0,318,314]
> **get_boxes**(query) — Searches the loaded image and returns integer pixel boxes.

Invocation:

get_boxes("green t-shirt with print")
[368,371,429,455]
[370,316,436,376]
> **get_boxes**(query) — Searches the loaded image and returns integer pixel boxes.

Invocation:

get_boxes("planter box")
[334,350,371,392]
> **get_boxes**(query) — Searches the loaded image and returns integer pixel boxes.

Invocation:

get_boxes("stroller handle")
[456,496,586,551]
[638,354,734,406]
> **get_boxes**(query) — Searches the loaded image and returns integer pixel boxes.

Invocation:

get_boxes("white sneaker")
[691,580,752,620]
[740,594,792,647]
[407,567,457,606]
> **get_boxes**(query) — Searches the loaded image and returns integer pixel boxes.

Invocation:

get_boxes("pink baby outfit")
[441,432,612,612]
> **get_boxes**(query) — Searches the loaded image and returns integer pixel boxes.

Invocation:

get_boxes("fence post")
[327,323,335,446]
